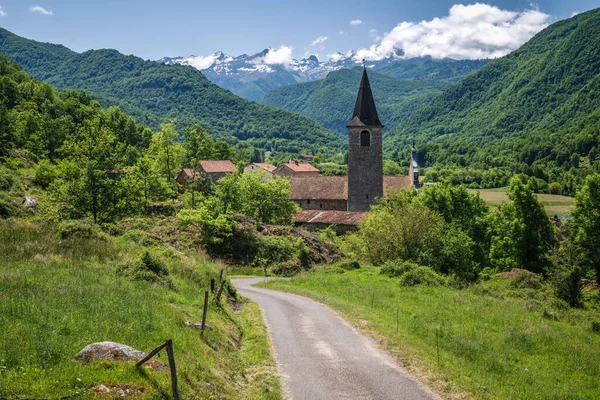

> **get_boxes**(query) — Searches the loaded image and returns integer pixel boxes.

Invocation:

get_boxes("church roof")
[350,67,382,127]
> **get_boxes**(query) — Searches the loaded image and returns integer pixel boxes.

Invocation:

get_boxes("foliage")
[333,259,361,271]
[488,177,558,272]
[572,173,600,282]
[116,250,174,288]
[398,266,448,287]
[56,219,105,240]
[380,259,418,278]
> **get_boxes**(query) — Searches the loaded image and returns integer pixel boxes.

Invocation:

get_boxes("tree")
[572,174,600,283]
[183,124,213,166]
[55,118,119,223]
[212,140,234,160]
[489,177,557,272]
[148,123,183,194]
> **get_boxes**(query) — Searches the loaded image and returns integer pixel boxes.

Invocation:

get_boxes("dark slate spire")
[351,67,382,126]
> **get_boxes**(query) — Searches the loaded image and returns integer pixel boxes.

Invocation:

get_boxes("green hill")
[377,57,490,82]
[263,67,452,135]
[0,28,343,155]
[388,9,600,193]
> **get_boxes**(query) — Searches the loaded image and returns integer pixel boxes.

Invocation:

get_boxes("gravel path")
[232,278,441,400]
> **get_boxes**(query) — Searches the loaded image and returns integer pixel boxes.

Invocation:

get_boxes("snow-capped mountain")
[157,48,404,102]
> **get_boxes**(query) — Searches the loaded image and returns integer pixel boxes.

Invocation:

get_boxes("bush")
[592,321,600,334]
[271,261,301,277]
[0,167,14,191]
[117,251,174,288]
[380,260,418,278]
[100,222,125,236]
[34,160,57,188]
[399,266,447,287]
[0,195,14,218]
[334,260,360,270]
[549,263,583,308]
[56,220,105,240]
[509,270,544,290]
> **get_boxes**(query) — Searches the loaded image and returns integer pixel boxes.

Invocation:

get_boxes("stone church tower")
[347,67,384,212]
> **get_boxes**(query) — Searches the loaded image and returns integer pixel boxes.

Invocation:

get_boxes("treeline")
[344,176,600,304]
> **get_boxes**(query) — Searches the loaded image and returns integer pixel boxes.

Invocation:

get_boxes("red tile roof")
[251,162,277,173]
[199,160,237,173]
[294,210,367,226]
[290,175,413,200]
[277,162,320,173]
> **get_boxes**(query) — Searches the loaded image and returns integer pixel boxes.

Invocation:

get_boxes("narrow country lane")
[232,278,441,400]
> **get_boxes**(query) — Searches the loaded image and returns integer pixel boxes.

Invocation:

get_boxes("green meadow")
[469,187,576,215]
[261,267,600,399]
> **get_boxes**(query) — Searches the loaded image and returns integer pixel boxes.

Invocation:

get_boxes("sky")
[0,0,597,62]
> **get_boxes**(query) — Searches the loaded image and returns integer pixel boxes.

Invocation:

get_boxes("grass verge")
[259,267,600,399]
[0,220,281,399]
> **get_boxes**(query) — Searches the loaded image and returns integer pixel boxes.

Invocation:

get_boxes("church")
[291,67,418,229]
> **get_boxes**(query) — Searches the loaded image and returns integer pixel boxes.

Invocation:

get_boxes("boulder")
[22,196,37,212]
[73,342,166,370]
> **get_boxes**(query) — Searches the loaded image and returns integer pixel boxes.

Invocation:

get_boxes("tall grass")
[262,267,600,399]
[0,220,281,399]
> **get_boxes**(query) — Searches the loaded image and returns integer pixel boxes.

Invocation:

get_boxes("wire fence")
[292,281,591,400]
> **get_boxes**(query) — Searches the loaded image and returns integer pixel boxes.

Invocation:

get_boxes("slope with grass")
[0,220,282,399]
[260,266,600,399]
[263,67,451,136]
[0,27,343,154]
[390,9,600,191]
[377,57,489,82]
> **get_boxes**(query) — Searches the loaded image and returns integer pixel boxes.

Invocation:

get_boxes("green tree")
[489,177,557,272]
[55,118,119,223]
[148,123,183,193]
[183,124,213,166]
[572,174,600,282]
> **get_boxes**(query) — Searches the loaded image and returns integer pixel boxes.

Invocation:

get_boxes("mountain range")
[158,49,488,103]
[0,27,344,155]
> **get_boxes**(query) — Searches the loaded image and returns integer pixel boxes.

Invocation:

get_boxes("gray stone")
[22,196,37,212]
[73,341,166,370]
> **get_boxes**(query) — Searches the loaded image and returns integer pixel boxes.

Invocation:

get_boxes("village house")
[175,168,199,187]
[198,160,237,182]
[243,162,277,178]
[273,161,320,178]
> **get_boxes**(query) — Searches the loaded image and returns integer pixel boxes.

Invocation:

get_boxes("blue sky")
[0,1,597,61]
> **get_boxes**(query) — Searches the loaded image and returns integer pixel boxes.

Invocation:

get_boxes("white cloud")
[185,54,222,70]
[0,6,6,16]
[350,19,363,25]
[30,5,53,15]
[305,36,328,57]
[250,46,295,68]
[354,3,551,61]
[570,11,580,17]
[338,31,346,35]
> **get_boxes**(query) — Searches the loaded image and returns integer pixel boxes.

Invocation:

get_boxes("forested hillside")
[0,28,343,155]
[389,9,600,194]
[377,57,489,81]
[263,68,451,135]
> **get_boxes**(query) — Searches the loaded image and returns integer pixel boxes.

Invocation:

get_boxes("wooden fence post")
[201,290,209,336]
[166,339,179,400]
[216,280,226,301]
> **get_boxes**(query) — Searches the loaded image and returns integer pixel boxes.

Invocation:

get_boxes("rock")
[22,196,37,212]
[73,342,166,370]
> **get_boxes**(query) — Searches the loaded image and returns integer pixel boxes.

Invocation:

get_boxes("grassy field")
[0,220,281,399]
[469,188,576,215]
[260,267,600,399]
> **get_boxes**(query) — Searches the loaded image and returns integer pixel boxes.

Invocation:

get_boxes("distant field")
[469,187,576,215]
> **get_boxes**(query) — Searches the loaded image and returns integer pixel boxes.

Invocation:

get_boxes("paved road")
[232,278,441,400]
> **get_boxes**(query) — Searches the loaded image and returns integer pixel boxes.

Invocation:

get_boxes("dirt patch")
[494,268,536,279]
[90,383,151,398]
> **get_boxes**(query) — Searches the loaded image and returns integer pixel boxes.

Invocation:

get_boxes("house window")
[320,203,323,209]
[360,130,371,147]
[307,199,311,205]
[366,194,369,199]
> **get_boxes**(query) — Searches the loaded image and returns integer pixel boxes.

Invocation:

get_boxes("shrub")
[296,239,310,269]
[122,229,154,246]
[100,222,125,236]
[380,260,418,278]
[0,167,14,191]
[549,263,583,308]
[592,321,600,334]
[399,266,447,287]
[509,270,544,290]
[34,160,57,188]
[56,220,104,240]
[334,260,360,270]
[271,261,301,277]
[117,251,174,288]
[0,194,14,218]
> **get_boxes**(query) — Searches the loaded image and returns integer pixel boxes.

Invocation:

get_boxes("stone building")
[244,162,277,178]
[198,160,237,182]
[273,162,320,178]
[347,67,384,212]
